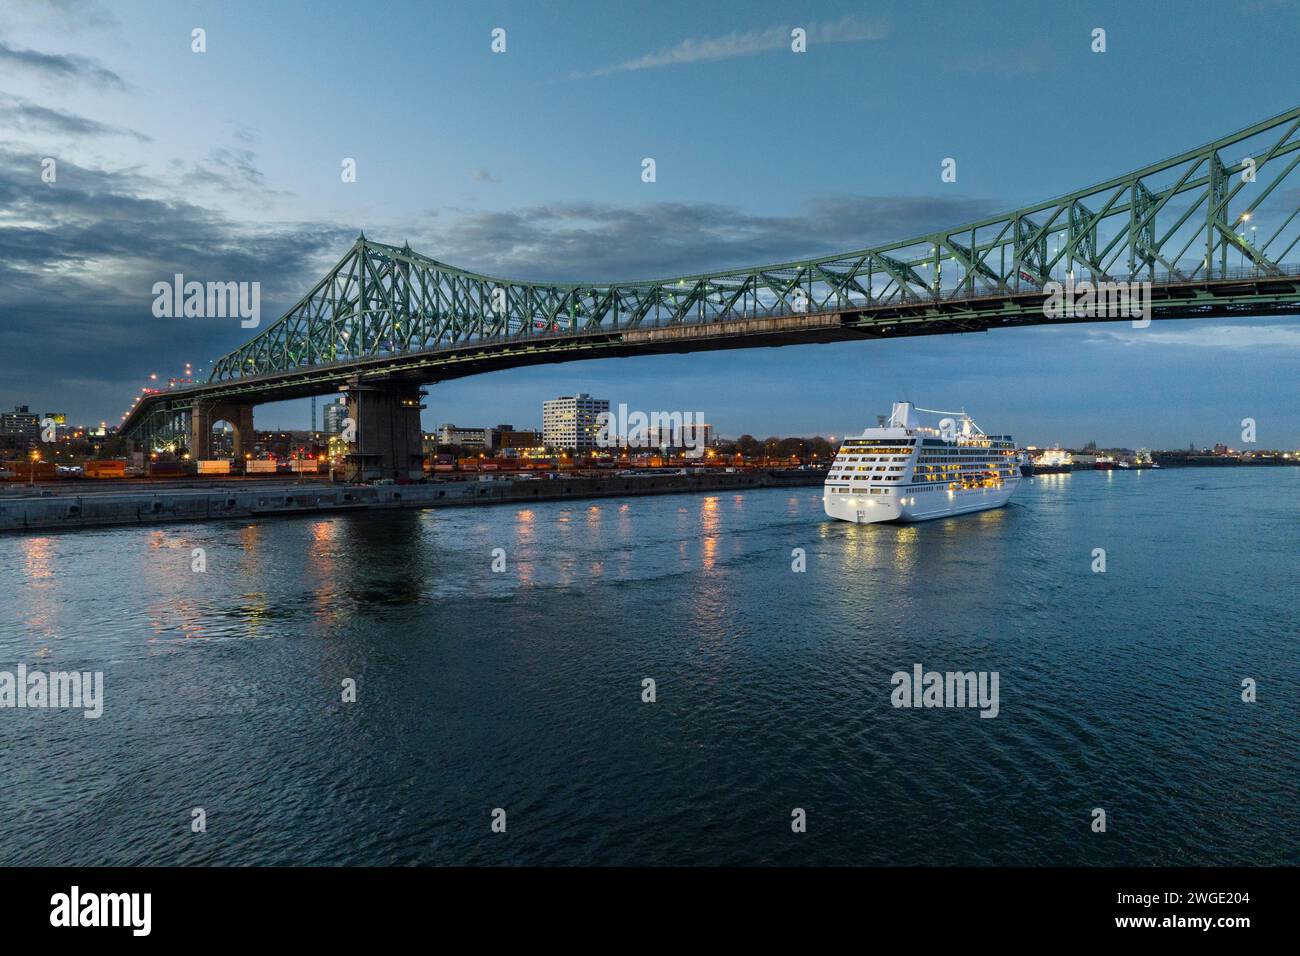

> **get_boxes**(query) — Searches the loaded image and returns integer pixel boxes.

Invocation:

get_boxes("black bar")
[0,866,1286,940]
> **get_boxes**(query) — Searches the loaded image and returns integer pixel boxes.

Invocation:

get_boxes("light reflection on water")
[0,471,1296,866]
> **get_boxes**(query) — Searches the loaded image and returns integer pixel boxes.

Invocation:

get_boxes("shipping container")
[84,459,127,479]
[147,460,192,477]
[3,460,57,481]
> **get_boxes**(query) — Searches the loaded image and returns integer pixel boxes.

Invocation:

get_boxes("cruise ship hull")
[823,402,1022,525]
[824,478,1020,524]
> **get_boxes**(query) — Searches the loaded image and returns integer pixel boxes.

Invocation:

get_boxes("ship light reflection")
[23,535,54,581]
[511,510,535,586]
[308,521,342,620]
[700,496,720,571]
[19,537,57,640]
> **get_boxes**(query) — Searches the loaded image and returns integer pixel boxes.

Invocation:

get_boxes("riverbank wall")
[0,470,824,534]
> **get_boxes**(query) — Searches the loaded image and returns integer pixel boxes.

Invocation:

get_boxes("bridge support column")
[342,379,426,482]
[191,402,254,460]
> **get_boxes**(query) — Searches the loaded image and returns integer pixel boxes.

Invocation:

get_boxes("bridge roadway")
[129,268,1300,410]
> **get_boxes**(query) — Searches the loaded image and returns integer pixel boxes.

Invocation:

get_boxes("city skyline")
[4,388,1299,455]
[2,0,1300,445]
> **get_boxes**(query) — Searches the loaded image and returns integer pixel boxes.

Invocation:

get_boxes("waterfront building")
[438,424,488,449]
[645,422,712,452]
[542,394,608,451]
[487,424,542,452]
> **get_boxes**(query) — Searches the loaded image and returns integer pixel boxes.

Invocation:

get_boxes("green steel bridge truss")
[125,105,1300,448]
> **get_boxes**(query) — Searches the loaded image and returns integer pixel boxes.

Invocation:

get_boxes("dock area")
[0,470,824,534]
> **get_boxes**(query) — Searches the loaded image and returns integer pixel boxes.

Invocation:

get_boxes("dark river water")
[1,469,1296,865]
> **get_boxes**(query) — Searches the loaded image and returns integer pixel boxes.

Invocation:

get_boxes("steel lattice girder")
[206,105,1300,383]
[135,402,191,453]
[120,106,1300,439]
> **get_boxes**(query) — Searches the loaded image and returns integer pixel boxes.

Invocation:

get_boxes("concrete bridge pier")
[342,379,426,482]
[191,401,254,460]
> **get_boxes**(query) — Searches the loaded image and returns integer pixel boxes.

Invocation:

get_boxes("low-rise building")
[646,422,712,451]
[487,424,542,451]
[438,424,488,449]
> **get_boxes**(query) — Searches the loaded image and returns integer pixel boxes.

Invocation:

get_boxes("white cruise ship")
[823,402,1021,524]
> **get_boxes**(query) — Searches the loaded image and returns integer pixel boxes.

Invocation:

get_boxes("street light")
[1239,211,1253,273]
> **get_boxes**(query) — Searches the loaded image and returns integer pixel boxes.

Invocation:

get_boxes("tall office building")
[322,400,349,435]
[542,393,608,451]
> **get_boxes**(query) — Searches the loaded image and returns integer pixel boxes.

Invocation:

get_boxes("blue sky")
[2,0,1299,447]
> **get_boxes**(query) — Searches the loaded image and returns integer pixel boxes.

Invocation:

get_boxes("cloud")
[174,147,272,193]
[574,15,890,79]
[0,148,351,419]
[0,93,149,140]
[472,167,501,184]
[0,146,1001,420]
[1087,324,1300,349]
[6,0,118,32]
[0,39,124,89]
[0,149,341,304]
[404,194,1005,282]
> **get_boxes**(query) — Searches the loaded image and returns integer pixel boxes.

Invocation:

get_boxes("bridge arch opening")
[209,420,236,459]
[189,402,254,462]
